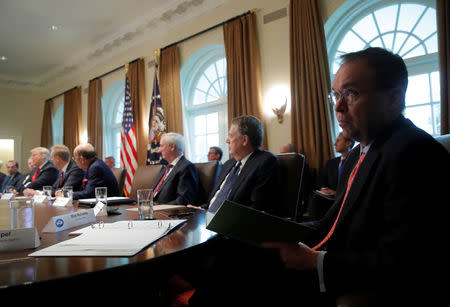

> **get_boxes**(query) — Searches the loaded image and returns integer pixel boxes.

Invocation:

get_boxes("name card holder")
[0,228,40,252]
[43,209,96,233]
[94,201,107,216]
[33,194,48,203]
[1,193,14,200]
[52,197,72,207]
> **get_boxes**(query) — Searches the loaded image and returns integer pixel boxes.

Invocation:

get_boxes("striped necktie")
[153,164,173,196]
[313,153,366,250]
[208,161,241,213]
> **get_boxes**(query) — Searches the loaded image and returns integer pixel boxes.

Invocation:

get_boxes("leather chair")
[129,164,164,200]
[194,161,219,206]
[111,167,127,196]
[276,153,305,221]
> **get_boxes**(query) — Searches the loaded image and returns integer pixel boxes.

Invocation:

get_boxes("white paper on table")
[29,219,186,257]
[69,219,185,235]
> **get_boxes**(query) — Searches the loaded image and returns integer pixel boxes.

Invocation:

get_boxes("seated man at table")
[22,147,59,196]
[1,160,24,193]
[60,143,119,200]
[50,145,85,194]
[204,115,281,218]
[152,132,199,206]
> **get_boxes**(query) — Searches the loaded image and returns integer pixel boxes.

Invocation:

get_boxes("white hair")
[162,132,184,154]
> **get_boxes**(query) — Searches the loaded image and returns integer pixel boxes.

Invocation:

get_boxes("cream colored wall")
[0,0,345,169]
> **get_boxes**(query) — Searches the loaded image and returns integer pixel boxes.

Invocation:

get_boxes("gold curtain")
[40,99,53,148]
[223,12,267,149]
[126,58,147,166]
[437,0,450,135]
[289,0,333,178]
[63,87,82,154]
[160,45,183,134]
[87,79,104,158]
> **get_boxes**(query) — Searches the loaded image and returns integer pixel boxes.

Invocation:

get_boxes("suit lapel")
[159,156,185,192]
[335,146,380,230]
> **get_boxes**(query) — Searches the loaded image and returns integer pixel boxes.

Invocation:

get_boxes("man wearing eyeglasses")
[257,47,450,305]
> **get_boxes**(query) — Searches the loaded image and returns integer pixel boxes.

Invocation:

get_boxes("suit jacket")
[320,156,341,190]
[310,116,449,298]
[72,158,119,200]
[207,149,281,213]
[51,160,85,193]
[20,161,59,193]
[153,155,199,206]
[1,172,24,192]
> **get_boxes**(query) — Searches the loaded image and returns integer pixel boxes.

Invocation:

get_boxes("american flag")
[147,65,166,165]
[120,77,138,196]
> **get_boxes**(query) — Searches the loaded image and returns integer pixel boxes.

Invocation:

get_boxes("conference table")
[0,199,215,298]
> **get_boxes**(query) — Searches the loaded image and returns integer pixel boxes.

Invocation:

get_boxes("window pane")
[397,4,425,32]
[393,32,408,54]
[403,44,426,58]
[400,36,421,56]
[374,5,398,34]
[430,71,440,102]
[115,100,124,123]
[193,90,206,105]
[197,75,210,93]
[338,31,366,53]
[206,112,219,133]
[405,74,430,106]
[194,135,207,157]
[207,134,219,148]
[352,14,377,43]
[433,103,441,135]
[381,33,394,51]
[414,8,437,40]
[405,105,433,135]
[194,115,206,135]
[424,33,438,53]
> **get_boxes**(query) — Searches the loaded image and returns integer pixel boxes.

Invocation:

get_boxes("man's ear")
[388,87,404,114]
[241,135,249,146]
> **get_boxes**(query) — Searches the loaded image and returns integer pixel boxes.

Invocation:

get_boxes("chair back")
[194,161,219,206]
[435,134,450,153]
[111,167,127,196]
[277,153,305,221]
[129,164,164,200]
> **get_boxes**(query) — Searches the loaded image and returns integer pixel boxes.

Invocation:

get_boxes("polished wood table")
[0,200,214,294]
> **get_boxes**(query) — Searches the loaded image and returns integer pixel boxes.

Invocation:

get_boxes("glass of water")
[137,189,154,219]
[95,187,107,205]
[9,197,35,229]
[43,186,52,198]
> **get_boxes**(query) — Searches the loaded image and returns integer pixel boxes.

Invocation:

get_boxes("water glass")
[9,197,35,229]
[43,186,52,198]
[137,189,154,219]
[95,187,107,205]
[63,186,73,202]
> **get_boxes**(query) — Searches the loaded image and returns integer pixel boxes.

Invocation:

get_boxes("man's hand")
[262,242,319,270]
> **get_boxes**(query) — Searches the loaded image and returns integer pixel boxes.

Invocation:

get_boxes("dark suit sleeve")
[25,165,59,191]
[63,168,85,191]
[72,165,104,200]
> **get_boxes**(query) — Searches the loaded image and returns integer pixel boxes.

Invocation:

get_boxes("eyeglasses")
[328,89,359,107]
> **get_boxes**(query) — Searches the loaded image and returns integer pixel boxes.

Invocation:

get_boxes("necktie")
[208,162,241,213]
[337,158,345,181]
[153,164,173,196]
[313,153,366,250]
[31,167,40,182]
[59,171,64,187]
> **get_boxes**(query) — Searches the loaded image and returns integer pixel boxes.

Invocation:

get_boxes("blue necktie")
[208,162,241,213]
[338,158,345,181]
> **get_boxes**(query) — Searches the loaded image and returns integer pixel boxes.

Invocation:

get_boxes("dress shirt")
[317,142,372,292]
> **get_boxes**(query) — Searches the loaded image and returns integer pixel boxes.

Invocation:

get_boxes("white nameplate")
[93,201,107,216]
[52,197,72,207]
[42,209,96,233]
[33,194,48,203]
[1,193,14,200]
[0,228,40,252]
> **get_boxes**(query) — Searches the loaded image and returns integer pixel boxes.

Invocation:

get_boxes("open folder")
[206,200,315,246]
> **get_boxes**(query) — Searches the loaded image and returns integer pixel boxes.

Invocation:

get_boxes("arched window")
[181,45,228,162]
[325,0,440,136]
[102,80,124,166]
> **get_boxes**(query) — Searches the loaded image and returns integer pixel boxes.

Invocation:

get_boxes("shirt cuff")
[317,251,327,292]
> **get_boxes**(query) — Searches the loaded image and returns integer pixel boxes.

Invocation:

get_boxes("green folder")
[206,200,315,246]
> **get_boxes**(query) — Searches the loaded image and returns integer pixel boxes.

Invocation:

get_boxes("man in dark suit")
[152,132,199,206]
[50,145,85,193]
[21,147,59,195]
[1,160,23,192]
[261,48,449,305]
[64,143,119,200]
[308,132,354,219]
[205,115,281,220]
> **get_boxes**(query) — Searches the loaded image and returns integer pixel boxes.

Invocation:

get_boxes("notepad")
[206,200,315,246]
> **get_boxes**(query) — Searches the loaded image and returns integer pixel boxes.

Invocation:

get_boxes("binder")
[206,200,315,246]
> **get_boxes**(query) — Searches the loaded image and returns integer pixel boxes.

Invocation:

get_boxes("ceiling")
[0,0,227,91]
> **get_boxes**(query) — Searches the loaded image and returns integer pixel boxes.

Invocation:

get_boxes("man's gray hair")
[31,147,50,160]
[163,132,185,154]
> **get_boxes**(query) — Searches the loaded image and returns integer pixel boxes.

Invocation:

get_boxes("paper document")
[29,219,186,257]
